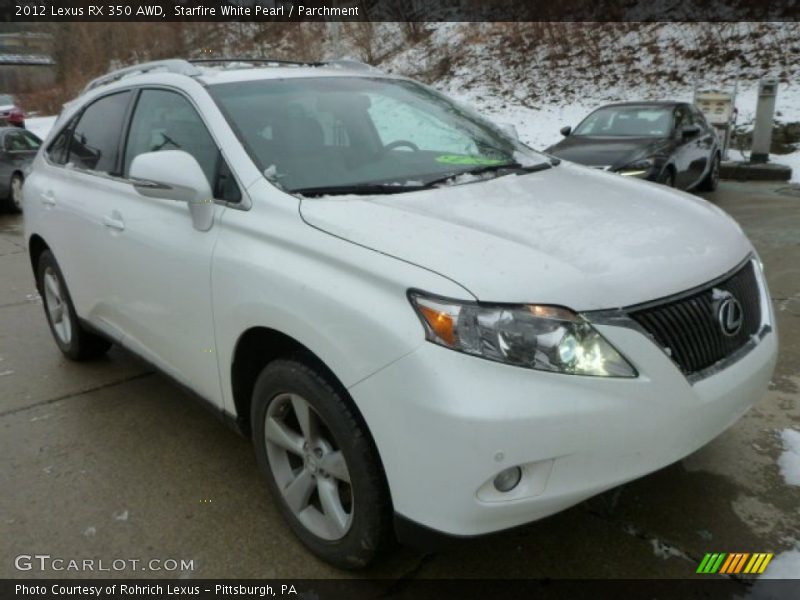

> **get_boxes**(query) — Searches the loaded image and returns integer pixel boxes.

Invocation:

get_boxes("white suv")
[24,59,777,568]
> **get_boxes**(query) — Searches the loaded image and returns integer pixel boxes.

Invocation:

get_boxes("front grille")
[629,261,762,375]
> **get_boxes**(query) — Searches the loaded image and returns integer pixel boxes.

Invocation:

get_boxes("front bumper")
[350,309,777,536]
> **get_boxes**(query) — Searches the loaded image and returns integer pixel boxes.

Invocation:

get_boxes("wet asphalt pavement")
[1,181,798,582]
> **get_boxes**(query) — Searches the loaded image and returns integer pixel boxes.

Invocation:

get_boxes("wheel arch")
[231,327,367,440]
[27,233,50,288]
[230,326,393,505]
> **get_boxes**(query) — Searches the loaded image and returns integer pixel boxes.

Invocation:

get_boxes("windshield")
[573,106,673,137]
[209,77,546,193]
[0,94,14,105]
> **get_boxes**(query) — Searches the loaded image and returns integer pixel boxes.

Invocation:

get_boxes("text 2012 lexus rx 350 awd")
[23,59,777,568]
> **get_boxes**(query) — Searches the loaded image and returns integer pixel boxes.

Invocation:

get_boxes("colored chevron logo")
[696,552,774,575]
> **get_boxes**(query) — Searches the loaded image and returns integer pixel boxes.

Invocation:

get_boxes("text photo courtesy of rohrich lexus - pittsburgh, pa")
[1,1,799,599]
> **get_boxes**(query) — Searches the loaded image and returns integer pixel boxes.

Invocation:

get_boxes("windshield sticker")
[435,155,506,166]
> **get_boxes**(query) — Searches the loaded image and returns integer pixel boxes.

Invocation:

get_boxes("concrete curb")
[721,161,792,182]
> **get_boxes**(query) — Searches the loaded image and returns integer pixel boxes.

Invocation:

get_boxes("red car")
[0,94,25,128]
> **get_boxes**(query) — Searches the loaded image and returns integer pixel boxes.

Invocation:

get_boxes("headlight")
[409,292,637,377]
[617,158,654,177]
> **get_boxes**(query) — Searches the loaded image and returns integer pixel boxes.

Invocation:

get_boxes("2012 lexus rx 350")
[23,59,777,568]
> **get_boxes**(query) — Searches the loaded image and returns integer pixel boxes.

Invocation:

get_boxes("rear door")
[96,87,241,402]
[671,105,697,189]
[28,91,135,336]
[690,106,716,182]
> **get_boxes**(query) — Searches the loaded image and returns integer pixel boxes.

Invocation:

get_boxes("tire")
[10,173,23,212]
[251,359,392,569]
[37,250,112,361]
[2,173,23,213]
[697,153,720,192]
[657,167,676,188]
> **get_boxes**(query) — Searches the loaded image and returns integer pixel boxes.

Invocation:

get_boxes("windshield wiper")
[292,183,428,197]
[420,160,553,188]
[291,161,556,197]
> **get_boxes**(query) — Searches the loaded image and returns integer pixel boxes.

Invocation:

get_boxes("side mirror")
[560,125,572,137]
[681,124,701,139]
[497,123,519,140]
[130,150,215,232]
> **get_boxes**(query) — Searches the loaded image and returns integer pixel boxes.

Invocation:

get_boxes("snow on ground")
[443,76,798,164]
[760,542,800,579]
[777,428,800,487]
[26,116,56,141]
[444,81,800,183]
[778,152,800,184]
[742,542,800,597]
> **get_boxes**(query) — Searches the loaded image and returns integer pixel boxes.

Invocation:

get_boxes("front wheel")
[37,250,112,361]
[697,153,720,192]
[657,167,676,188]
[251,359,393,569]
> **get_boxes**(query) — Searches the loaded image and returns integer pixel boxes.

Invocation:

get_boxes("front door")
[99,88,240,403]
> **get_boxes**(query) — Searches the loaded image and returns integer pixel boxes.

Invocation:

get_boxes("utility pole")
[750,78,778,163]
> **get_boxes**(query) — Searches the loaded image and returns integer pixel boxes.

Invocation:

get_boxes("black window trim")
[43,84,250,211]
[68,89,135,176]
[44,87,136,178]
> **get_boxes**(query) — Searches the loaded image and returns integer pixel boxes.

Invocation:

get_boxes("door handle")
[40,191,56,207]
[103,215,125,231]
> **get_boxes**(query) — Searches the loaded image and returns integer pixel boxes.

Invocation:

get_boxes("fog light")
[493,466,522,492]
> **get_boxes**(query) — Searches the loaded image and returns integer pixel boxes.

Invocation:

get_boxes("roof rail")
[324,59,380,72]
[82,56,382,94]
[188,58,325,68]
[188,57,379,72]
[83,59,202,93]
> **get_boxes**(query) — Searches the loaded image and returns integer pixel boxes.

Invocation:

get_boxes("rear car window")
[68,91,132,174]
[5,130,41,151]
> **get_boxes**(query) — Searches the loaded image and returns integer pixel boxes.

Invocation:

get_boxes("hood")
[299,163,751,311]
[546,136,668,169]
[0,104,15,113]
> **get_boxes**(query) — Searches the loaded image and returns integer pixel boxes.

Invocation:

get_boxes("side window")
[46,117,77,165]
[125,89,240,202]
[4,132,23,151]
[20,130,42,150]
[68,91,132,174]
[691,107,708,127]
[674,107,690,132]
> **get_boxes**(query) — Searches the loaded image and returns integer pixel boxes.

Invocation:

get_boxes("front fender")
[212,181,472,418]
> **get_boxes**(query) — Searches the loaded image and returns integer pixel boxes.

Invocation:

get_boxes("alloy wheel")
[264,392,353,540]
[42,267,72,345]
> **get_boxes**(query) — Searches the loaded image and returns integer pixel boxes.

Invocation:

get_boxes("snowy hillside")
[366,23,800,166]
[27,22,800,181]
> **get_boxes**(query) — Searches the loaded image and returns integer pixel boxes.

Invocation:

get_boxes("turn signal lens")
[417,305,456,346]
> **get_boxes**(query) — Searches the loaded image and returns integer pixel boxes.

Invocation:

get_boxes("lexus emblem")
[717,295,743,337]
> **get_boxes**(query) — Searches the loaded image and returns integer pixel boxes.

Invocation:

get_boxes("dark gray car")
[0,127,41,212]
[545,102,720,192]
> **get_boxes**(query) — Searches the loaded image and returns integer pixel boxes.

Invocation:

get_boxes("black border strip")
[4,0,800,23]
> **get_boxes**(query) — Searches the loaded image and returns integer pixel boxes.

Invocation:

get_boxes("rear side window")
[125,89,240,202]
[68,91,132,174]
[691,107,708,127]
[5,130,40,151]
